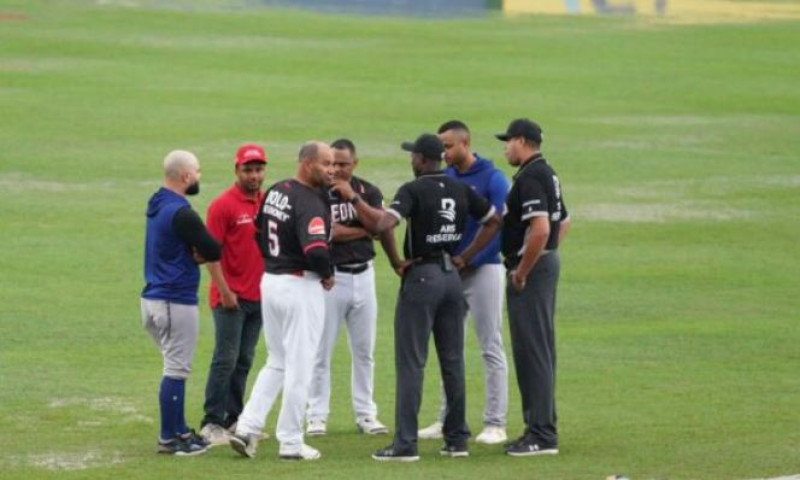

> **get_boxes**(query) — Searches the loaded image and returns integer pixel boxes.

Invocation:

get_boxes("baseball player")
[496,119,571,456]
[199,144,268,446]
[418,120,510,444]
[306,139,400,437]
[331,133,501,462]
[229,141,334,461]
[141,150,220,456]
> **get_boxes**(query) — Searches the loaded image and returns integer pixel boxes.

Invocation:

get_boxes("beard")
[185,181,200,196]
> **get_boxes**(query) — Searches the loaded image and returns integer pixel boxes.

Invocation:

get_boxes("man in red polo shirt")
[199,143,268,446]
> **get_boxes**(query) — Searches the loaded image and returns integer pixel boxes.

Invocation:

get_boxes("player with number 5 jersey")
[230,141,335,462]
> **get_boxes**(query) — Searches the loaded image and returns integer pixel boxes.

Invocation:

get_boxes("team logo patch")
[308,217,326,236]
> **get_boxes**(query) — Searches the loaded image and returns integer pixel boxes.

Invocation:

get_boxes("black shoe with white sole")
[372,445,420,462]
[440,443,469,458]
[504,435,558,457]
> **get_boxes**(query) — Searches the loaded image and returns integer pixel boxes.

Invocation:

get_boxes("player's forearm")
[353,201,395,234]
[379,227,403,268]
[459,214,501,265]
[206,261,233,296]
[558,216,571,246]
[516,217,550,278]
[332,224,369,243]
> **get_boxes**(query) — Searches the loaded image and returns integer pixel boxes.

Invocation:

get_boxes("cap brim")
[495,134,511,141]
[238,158,267,165]
[400,141,416,152]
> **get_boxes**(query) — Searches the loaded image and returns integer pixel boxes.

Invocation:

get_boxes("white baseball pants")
[307,263,378,422]
[236,272,325,452]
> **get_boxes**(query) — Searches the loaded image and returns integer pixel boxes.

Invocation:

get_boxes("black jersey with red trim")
[256,179,331,274]
[327,176,383,266]
[502,154,569,263]
[386,171,495,260]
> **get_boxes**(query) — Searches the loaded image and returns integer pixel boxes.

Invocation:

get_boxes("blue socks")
[159,376,186,442]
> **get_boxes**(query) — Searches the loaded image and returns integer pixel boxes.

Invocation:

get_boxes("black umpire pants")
[507,251,560,447]
[393,263,470,454]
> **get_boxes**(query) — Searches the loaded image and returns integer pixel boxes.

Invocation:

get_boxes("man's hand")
[510,269,527,292]
[452,255,467,271]
[220,289,239,310]
[330,180,356,201]
[392,259,412,277]
[321,276,335,291]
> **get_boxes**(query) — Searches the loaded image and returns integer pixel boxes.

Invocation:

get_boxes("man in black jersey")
[230,141,335,462]
[306,139,401,437]
[332,133,501,462]
[496,119,571,457]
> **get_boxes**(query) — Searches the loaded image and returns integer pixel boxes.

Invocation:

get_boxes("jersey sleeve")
[173,207,222,261]
[487,170,510,214]
[517,176,549,221]
[364,182,384,209]
[465,184,495,224]
[295,197,330,255]
[387,182,414,221]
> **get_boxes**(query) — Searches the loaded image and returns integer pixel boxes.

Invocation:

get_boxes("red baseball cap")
[235,143,267,167]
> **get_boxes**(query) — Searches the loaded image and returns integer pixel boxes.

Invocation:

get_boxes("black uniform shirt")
[256,179,331,274]
[387,172,495,260]
[502,154,569,265]
[327,176,383,266]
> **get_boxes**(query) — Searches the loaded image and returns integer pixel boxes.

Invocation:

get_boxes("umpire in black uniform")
[496,119,571,456]
[331,134,501,462]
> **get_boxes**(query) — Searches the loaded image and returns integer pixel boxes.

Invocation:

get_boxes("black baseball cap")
[495,118,543,144]
[401,133,444,161]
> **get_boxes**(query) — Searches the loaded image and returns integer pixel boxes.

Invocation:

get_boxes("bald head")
[163,150,199,180]
[296,141,333,188]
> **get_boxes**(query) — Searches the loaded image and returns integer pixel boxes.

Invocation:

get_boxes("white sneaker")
[229,433,259,458]
[417,421,443,440]
[475,426,508,444]
[200,423,230,447]
[279,443,321,461]
[306,418,327,436]
[356,417,389,435]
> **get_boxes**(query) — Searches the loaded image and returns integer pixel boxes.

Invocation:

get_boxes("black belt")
[335,263,369,274]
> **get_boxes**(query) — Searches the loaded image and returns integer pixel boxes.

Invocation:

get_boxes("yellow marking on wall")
[502,0,800,24]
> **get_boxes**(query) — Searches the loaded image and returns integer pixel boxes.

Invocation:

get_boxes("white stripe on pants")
[307,263,378,422]
[236,272,325,452]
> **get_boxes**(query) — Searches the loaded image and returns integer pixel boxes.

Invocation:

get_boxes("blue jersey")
[141,188,200,305]
[444,154,509,267]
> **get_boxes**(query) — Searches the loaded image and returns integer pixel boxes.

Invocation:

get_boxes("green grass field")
[1,1,799,478]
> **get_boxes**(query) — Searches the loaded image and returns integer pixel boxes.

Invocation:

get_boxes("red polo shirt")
[207,184,265,308]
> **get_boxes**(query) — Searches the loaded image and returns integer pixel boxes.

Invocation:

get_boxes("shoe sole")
[372,454,420,462]
[306,430,327,436]
[279,454,321,461]
[359,427,390,435]
[440,451,469,458]
[229,437,254,458]
[506,449,559,457]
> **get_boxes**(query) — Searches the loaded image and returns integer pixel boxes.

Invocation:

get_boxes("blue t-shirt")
[444,154,509,267]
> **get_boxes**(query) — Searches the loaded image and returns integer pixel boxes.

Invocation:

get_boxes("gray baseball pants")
[140,298,198,379]
[434,263,508,427]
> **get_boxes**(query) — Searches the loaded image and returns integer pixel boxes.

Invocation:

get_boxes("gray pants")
[393,263,470,453]
[435,263,508,427]
[140,298,198,379]
[506,252,559,446]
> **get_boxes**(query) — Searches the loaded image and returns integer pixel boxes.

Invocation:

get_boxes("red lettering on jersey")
[308,217,326,236]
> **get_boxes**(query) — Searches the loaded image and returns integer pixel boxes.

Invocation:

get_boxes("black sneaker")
[180,429,211,449]
[439,443,469,458]
[157,437,208,456]
[505,435,558,457]
[371,445,420,462]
